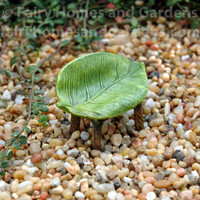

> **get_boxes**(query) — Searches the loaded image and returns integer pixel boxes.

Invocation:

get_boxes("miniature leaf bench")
[56,52,148,149]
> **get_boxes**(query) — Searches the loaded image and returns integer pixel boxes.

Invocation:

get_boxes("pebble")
[154,180,171,188]
[146,192,156,200]
[13,170,24,179]
[81,131,90,141]
[63,189,73,200]
[95,183,114,193]
[149,118,164,127]
[17,181,33,195]
[71,130,80,139]
[50,177,61,187]
[145,98,155,109]
[107,191,117,200]
[1,90,11,100]
[31,152,43,164]
[75,191,85,198]
[110,134,122,146]
[29,143,41,155]
[173,178,187,189]
[172,150,184,162]
[49,139,63,147]
[0,100,8,108]
[156,171,165,180]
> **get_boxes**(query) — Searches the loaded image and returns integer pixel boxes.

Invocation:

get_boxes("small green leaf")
[74,35,83,43]
[38,115,49,123]
[27,65,37,73]
[6,150,13,160]
[19,136,27,145]
[36,95,42,101]
[0,161,9,169]
[10,56,18,66]
[60,40,71,48]
[37,68,44,74]
[39,106,49,112]
[33,108,39,115]
[24,126,31,134]
[0,152,6,160]
[11,131,21,137]
[12,141,22,150]
[0,171,5,176]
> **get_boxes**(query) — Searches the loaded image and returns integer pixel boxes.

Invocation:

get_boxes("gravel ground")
[0,17,200,200]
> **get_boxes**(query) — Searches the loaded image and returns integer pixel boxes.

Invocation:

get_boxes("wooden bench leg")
[92,120,103,150]
[134,103,144,131]
[70,115,80,133]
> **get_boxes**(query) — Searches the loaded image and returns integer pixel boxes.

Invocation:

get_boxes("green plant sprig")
[0,40,70,175]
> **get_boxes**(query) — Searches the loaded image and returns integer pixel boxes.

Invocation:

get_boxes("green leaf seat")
[56,52,148,120]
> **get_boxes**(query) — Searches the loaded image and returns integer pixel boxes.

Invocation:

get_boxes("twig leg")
[134,103,144,131]
[70,115,80,133]
[92,120,104,150]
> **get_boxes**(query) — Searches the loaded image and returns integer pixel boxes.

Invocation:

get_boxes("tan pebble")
[192,163,200,171]
[13,170,25,179]
[149,85,160,94]
[146,149,157,156]
[49,139,63,148]
[149,118,164,127]
[190,131,197,145]
[107,169,117,180]
[168,173,179,183]
[118,168,129,179]
[71,131,80,139]
[154,180,171,188]
[63,189,73,199]
[94,157,104,166]
[90,194,103,200]
[11,180,19,193]
[142,183,154,195]
[143,171,155,178]
[16,150,25,157]
[173,178,186,189]
[0,192,11,200]
[85,189,97,198]
[106,45,120,54]
[122,148,130,157]
[47,148,56,157]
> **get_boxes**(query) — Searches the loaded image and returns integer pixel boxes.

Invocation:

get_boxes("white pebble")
[80,131,90,141]
[49,120,58,125]
[146,192,156,200]
[107,191,117,200]
[56,149,64,155]
[101,38,110,44]
[0,140,5,146]
[164,102,170,118]
[195,96,200,107]
[14,95,25,105]
[123,177,132,183]
[145,98,155,109]
[26,159,34,167]
[125,109,134,117]
[75,191,85,198]
[50,177,61,187]
[1,90,11,100]
[126,119,135,126]
[181,55,190,61]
